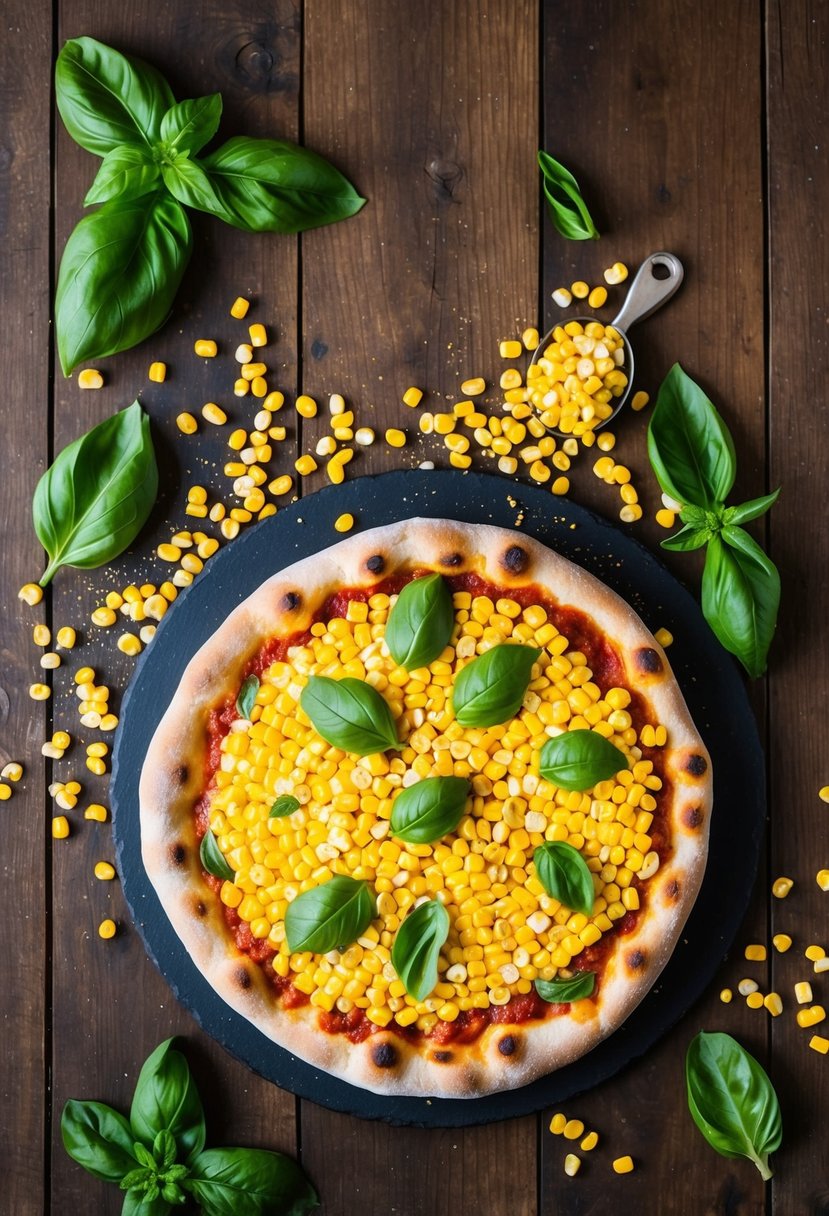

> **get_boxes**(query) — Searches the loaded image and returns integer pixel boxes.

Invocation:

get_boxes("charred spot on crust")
[170,843,186,866]
[502,545,528,575]
[685,753,708,777]
[281,591,301,612]
[636,646,663,674]
[497,1035,517,1056]
[365,554,385,575]
[195,900,207,918]
[174,764,189,785]
[433,1050,453,1063]
[235,966,252,990]
[371,1041,397,1069]
[683,805,704,830]
[626,949,646,971]
[665,879,680,902]
[440,552,463,567]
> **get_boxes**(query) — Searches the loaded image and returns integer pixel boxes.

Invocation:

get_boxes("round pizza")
[139,518,712,1098]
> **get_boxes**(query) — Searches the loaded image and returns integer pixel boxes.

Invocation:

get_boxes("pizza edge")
[139,517,712,1098]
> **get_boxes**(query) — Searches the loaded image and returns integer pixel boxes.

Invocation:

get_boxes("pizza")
[139,518,712,1098]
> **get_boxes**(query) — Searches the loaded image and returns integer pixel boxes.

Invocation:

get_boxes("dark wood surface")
[2,1,827,1211]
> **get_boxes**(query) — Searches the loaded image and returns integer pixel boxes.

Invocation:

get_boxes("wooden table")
[3,1,827,1211]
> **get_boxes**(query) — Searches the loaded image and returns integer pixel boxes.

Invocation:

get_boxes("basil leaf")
[391,899,450,1002]
[389,776,470,844]
[130,1039,206,1165]
[196,136,365,233]
[535,972,595,1003]
[34,400,158,586]
[161,156,227,215]
[452,644,540,728]
[725,488,781,525]
[686,1031,782,1180]
[538,729,626,791]
[702,531,780,678]
[56,191,192,374]
[121,1189,172,1216]
[160,94,222,156]
[236,674,259,720]
[647,363,737,509]
[533,842,595,915]
[186,1147,318,1216]
[537,150,599,241]
[61,1099,138,1183]
[84,146,160,206]
[56,37,175,156]
[285,875,374,953]
[270,795,300,819]
[200,830,235,883]
[660,522,711,552]
[300,675,400,755]
[385,574,454,669]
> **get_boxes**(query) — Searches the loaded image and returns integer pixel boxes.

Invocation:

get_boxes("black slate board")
[112,469,764,1127]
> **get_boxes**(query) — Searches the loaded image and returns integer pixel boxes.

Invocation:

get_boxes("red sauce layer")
[195,569,667,1045]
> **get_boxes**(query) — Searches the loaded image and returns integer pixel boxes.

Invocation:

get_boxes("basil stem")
[533,841,595,916]
[389,776,470,844]
[686,1031,782,1180]
[535,972,595,1003]
[701,530,780,678]
[300,675,400,756]
[537,151,599,241]
[270,795,300,819]
[199,830,234,883]
[285,875,374,954]
[391,899,450,1002]
[538,729,626,792]
[647,363,736,509]
[452,643,540,728]
[385,573,455,669]
[34,401,158,586]
[236,674,260,720]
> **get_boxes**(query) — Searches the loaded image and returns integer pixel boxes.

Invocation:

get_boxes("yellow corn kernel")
[0,783,11,801]
[176,412,198,434]
[620,504,643,523]
[157,543,181,562]
[295,454,318,476]
[552,287,572,307]
[612,1155,634,1175]
[228,427,247,451]
[655,508,676,529]
[98,918,117,940]
[249,322,267,347]
[745,944,767,962]
[460,377,485,396]
[746,992,764,1009]
[269,475,293,497]
[449,452,472,469]
[56,626,76,649]
[549,1113,567,1135]
[86,756,107,776]
[233,378,249,397]
[796,981,814,1004]
[500,340,523,359]
[764,992,783,1017]
[78,367,105,390]
[202,402,227,426]
[296,394,318,418]
[19,582,44,606]
[580,1131,598,1151]
[719,988,733,1003]
[230,295,250,318]
[385,428,406,448]
[797,1005,826,1028]
[402,386,423,408]
[94,861,116,881]
[1,763,23,782]
[587,286,608,309]
[631,391,650,412]
[654,627,673,648]
[551,476,570,496]
[603,262,629,285]
[32,623,51,646]
[117,633,142,657]
[570,281,589,299]
[817,870,829,891]
[772,934,792,953]
[563,1154,581,1177]
[29,683,51,701]
[148,361,166,383]
[85,803,108,822]
[809,1035,829,1054]
[522,327,540,350]
[738,978,758,996]
[236,343,253,364]
[194,339,217,357]
[806,944,826,961]
[772,876,793,899]
[99,713,119,731]
[74,666,95,684]
[335,513,355,534]
[563,1119,584,1140]
[52,816,70,839]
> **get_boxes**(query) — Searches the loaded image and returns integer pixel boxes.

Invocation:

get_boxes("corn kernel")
[460,378,485,396]
[631,391,650,412]
[202,402,227,426]
[85,803,108,822]
[551,476,570,496]
[564,1154,581,1177]
[98,918,117,939]
[746,992,764,1009]
[613,1155,634,1174]
[563,1119,584,1140]
[194,339,217,358]
[552,288,572,307]
[148,361,166,383]
[78,368,104,389]
[764,992,783,1016]
[805,945,826,961]
[588,286,608,309]
[29,683,51,701]
[655,508,676,529]
[176,412,198,434]
[738,978,758,996]
[117,633,142,657]
[385,428,406,448]
[654,627,673,648]
[772,934,792,953]
[56,626,76,649]
[796,982,814,1004]
[295,455,318,476]
[745,944,767,962]
[500,340,523,359]
[719,988,733,1003]
[249,323,267,347]
[19,583,44,606]
[335,513,355,534]
[772,876,793,899]
[402,387,423,408]
[549,1113,567,1135]
[817,870,829,891]
[604,262,629,285]
[797,1005,826,1027]
[809,1035,829,1054]
[580,1131,598,1151]
[234,378,249,397]
[1,763,23,782]
[94,861,116,881]
[296,394,318,418]
[52,816,70,839]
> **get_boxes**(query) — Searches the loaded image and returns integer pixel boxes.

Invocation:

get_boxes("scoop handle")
[611,252,684,334]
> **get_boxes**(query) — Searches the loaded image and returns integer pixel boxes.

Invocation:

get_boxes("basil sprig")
[648,364,781,677]
[537,150,599,241]
[62,1038,318,1212]
[686,1031,782,1181]
[236,674,260,720]
[285,875,374,953]
[300,675,400,755]
[33,400,157,586]
[270,795,300,819]
[535,972,595,1003]
[385,574,455,669]
[389,776,470,844]
[533,842,594,916]
[199,829,235,883]
[539,729,626,792]
[55,37,364,372]
[452,643,540,727]
[391,899,450,1002]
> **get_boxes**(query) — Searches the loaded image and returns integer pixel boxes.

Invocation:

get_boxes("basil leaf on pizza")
[236,674,259,720]
[392,898,450,1001]
[300,675,401,755]
[199,829,234,882]
[389,776,470,844]
[452,643,540,727]
[285,875,374,953]
[534,841,595,916]
[539,729,626,791]
[535,972,595,1003]
[385,572,454,669]
[270,795,300,819]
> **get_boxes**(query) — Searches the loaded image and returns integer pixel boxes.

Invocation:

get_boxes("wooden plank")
[539,1,768,1211]
[299,1,540,1212]
[767,1,829,1208]
[0,2,52,1211]
[49,4,302,1209]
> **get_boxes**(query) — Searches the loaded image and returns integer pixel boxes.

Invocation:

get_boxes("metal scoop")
[529,251,684,436]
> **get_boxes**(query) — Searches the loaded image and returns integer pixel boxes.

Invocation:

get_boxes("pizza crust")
[140,518,712,1098]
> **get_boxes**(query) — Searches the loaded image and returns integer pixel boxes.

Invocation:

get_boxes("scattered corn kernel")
[194,339,217,357]
[500,340,523,359]
[745,944,767,962]
[563,1119,584,1140]
[78,368,104,389]
[631,391,650,412]
[29,683,51,701]
[738,978,759,996]
[552,288,572,308]
[234,378,249,397]
[84,804,108,822]
[230,296,250,319]
[580,1131,598,1152]
[1,763,23,782]
[604,262,629,285]
[98,918,117,940]
[355,427,375,446]
[148,361,166,383]
[549,1113,567,1135]
[295,455,318,476]
[796,982,813,1004]
[176,412,198,435]
[720,988,733,1003]
[746,991,764,1010]
[564,1154,581,1177]
[809,1035,829,1054]
[460,377,485,396]
[19,583,43,606]
[249,323,267,347]
[654,627,673,648]
[773,934,792,953]
[32,624,51,646]
[334,513,354,534]
[385,428,406,448]
[56,626,76,649]
[402,387,423,408]
[612,1156,634,1175]
[814,958,829,974]
[52,816,70,839]
[588,286,608,309]
[117,633,142,657]
[202,403,227,426]
[764,992,783,1016]
[40,652,61,670]
[94,861,116,881]
[522,327,540,350]
[620,504,643,523]
[797,1005,826,1028]
[806,945,826,962]
[551,476,570,496]
[655,508,676,529]
[296,394,318,418]
[817,870,829,891]
[772,877,793,899]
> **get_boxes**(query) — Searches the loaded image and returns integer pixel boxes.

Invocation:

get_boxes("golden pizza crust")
[140,518,712,1098]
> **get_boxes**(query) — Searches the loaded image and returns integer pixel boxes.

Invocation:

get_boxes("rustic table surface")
[3,1,828,1212]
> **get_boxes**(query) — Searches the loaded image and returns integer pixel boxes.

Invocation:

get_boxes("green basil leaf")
[390,776,470,844]
[61,1099,138,1183]
[537,151,599,241]
[534,971,595,1003]
[686,1031,782,1180]
[121,1189,172,1216]
[160,94,222,156]
[725,488,781,525]
[161,156,228,214]
[196,136,365,233]
[285,875,374,953]
[56,191,192,374]
[391,899,450,1002]
[199,830,235,883]
[385,574,455,669]
[660,522,712,552]
[702,531,780,678]
[186,1147,318,1216]
[270,795,300,819]
[647,363,737,509]
[34,400,158,586]
[452,644,540,728]
[533,841,595,915]
[130,1039,206,1166]
[84,146,160,205]
[538,729,626,791]
[300,675,400,755]
[236,675,259,720]
[56,37,175,156]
